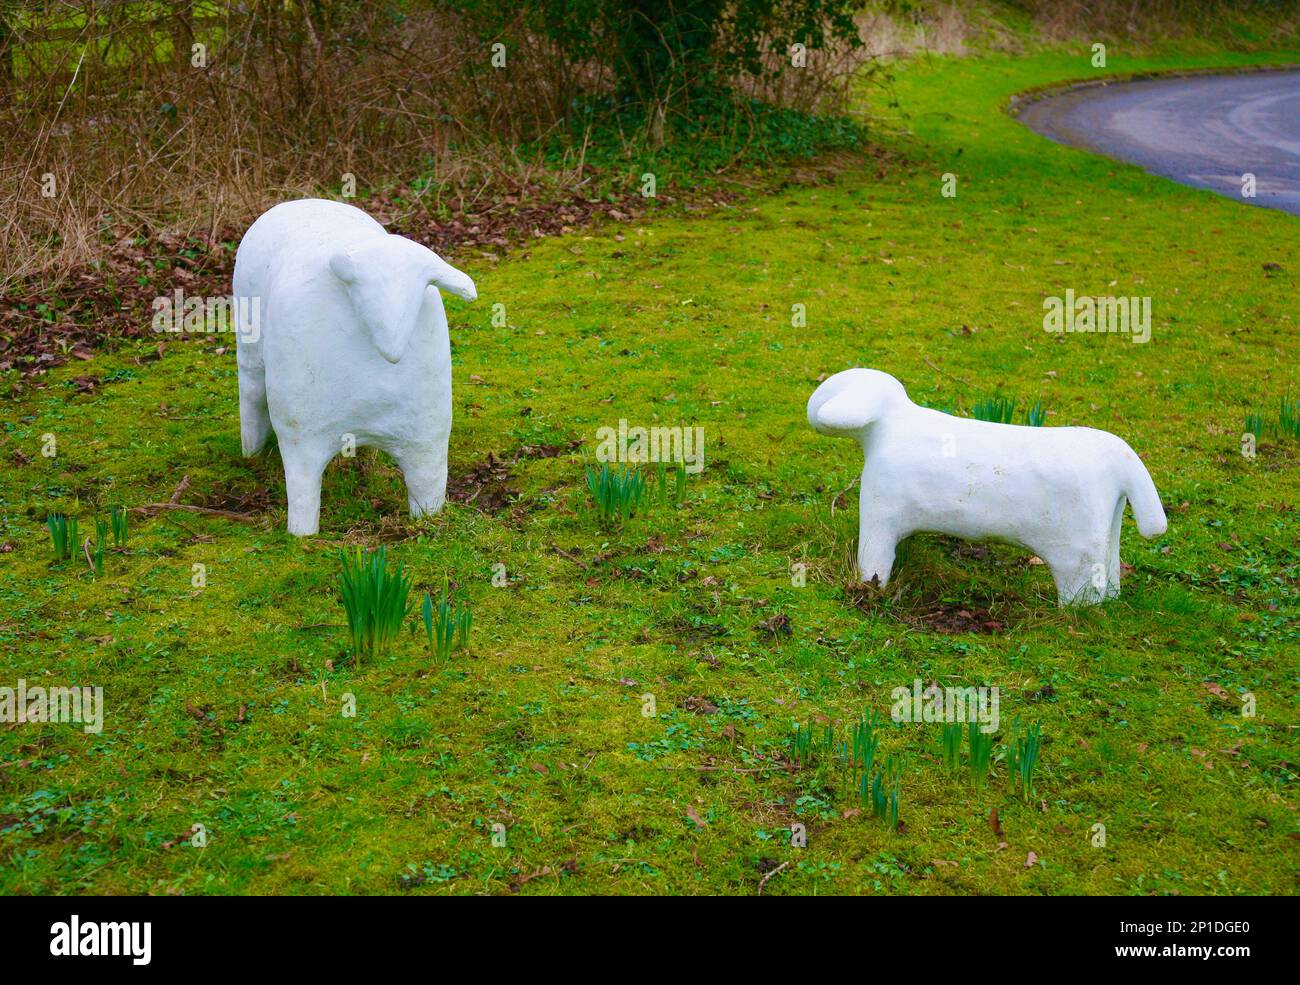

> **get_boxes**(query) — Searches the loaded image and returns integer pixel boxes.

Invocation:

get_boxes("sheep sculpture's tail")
[1121,448,1167,539]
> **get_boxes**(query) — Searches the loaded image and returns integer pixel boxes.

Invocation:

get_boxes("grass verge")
[1,46,1297,895]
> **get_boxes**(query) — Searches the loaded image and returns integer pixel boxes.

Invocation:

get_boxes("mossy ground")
[2,47,1297,895]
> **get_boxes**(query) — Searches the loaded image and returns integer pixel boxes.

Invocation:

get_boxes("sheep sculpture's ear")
[427,254,477,303]
[815,390,875,433]
[329,250,358,284]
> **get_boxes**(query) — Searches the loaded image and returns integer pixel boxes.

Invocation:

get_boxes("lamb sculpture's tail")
[1121,446,1167,538]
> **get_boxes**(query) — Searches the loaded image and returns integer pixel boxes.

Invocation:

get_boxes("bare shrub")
[0,2,610,290]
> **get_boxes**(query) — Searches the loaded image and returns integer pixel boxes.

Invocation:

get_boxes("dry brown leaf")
[989,808,1005,840]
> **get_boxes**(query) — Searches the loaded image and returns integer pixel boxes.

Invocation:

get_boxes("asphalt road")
[1016,69,1300,215]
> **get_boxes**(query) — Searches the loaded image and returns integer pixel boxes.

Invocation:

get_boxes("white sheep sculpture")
[807,368,1167,605]
[233,199,477,536]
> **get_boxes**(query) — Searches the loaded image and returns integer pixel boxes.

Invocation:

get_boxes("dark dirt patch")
[951,542,993,562]
[384,188,661,262]
[681,696,719,714]
[447,451,517,513]
[668,614,729,642]
[914,604,1007,635]
[757,612,792,639]
[448,439,581,514]
[190,482,273,514]
[843,580,1010,635]
[2,229,234,384]
[615,824,657,844]
[512,439,581,461]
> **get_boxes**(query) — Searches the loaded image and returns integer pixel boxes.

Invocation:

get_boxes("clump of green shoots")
[940,722,962,770]
[1006,718,1043,801]
[420,580,473,661]
[937,721,995,788]
[969,395,1048,426]
[786,721,831,770]
[971,394,1017,424]
[851,709,879,781]
[46,513,78,561]
[338,546,412,664]
[864,754,902,831]
[1278,396,1300,439]
[88,518,108,578]
[834,709,879,788]
[790,710,878,783]
[788,721,817,768]
[790,711,898,831]
[651,458,689,507]
[1244,398,1300,442]
[968,722,995,788]
[109,506,129,547]
[585,462,646,526]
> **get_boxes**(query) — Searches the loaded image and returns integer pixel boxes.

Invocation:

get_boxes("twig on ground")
[552,546,589,569]
[131,503,259,523]
[656,764,791,774]
[924,357,972,388]
[131,474,258,522]
[830,475,859,517]
[758,861,789,895]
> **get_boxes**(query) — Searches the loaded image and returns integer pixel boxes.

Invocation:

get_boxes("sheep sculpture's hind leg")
[234,288,272,457]
[238,366,273,457]
[281,440,335,537]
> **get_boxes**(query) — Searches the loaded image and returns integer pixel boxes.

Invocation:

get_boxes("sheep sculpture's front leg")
[395,441,448,518]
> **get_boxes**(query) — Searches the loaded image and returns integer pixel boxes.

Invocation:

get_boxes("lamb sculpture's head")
[807,367,909,438]
[329,234,477,363]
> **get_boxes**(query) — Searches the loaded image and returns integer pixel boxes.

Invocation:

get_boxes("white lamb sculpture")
[807,368,1167,605]
[233,199,477,536]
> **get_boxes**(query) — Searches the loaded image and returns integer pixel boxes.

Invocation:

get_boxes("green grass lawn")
[2,46,1297,896]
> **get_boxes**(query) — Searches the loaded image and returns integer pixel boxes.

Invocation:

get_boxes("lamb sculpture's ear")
[329,250,358,284]
[815,389,875,433]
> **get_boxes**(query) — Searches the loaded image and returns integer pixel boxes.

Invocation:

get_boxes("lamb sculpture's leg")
[857,528,900,587]
[1105,498,1126,598]
[1045,534,1113,606]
